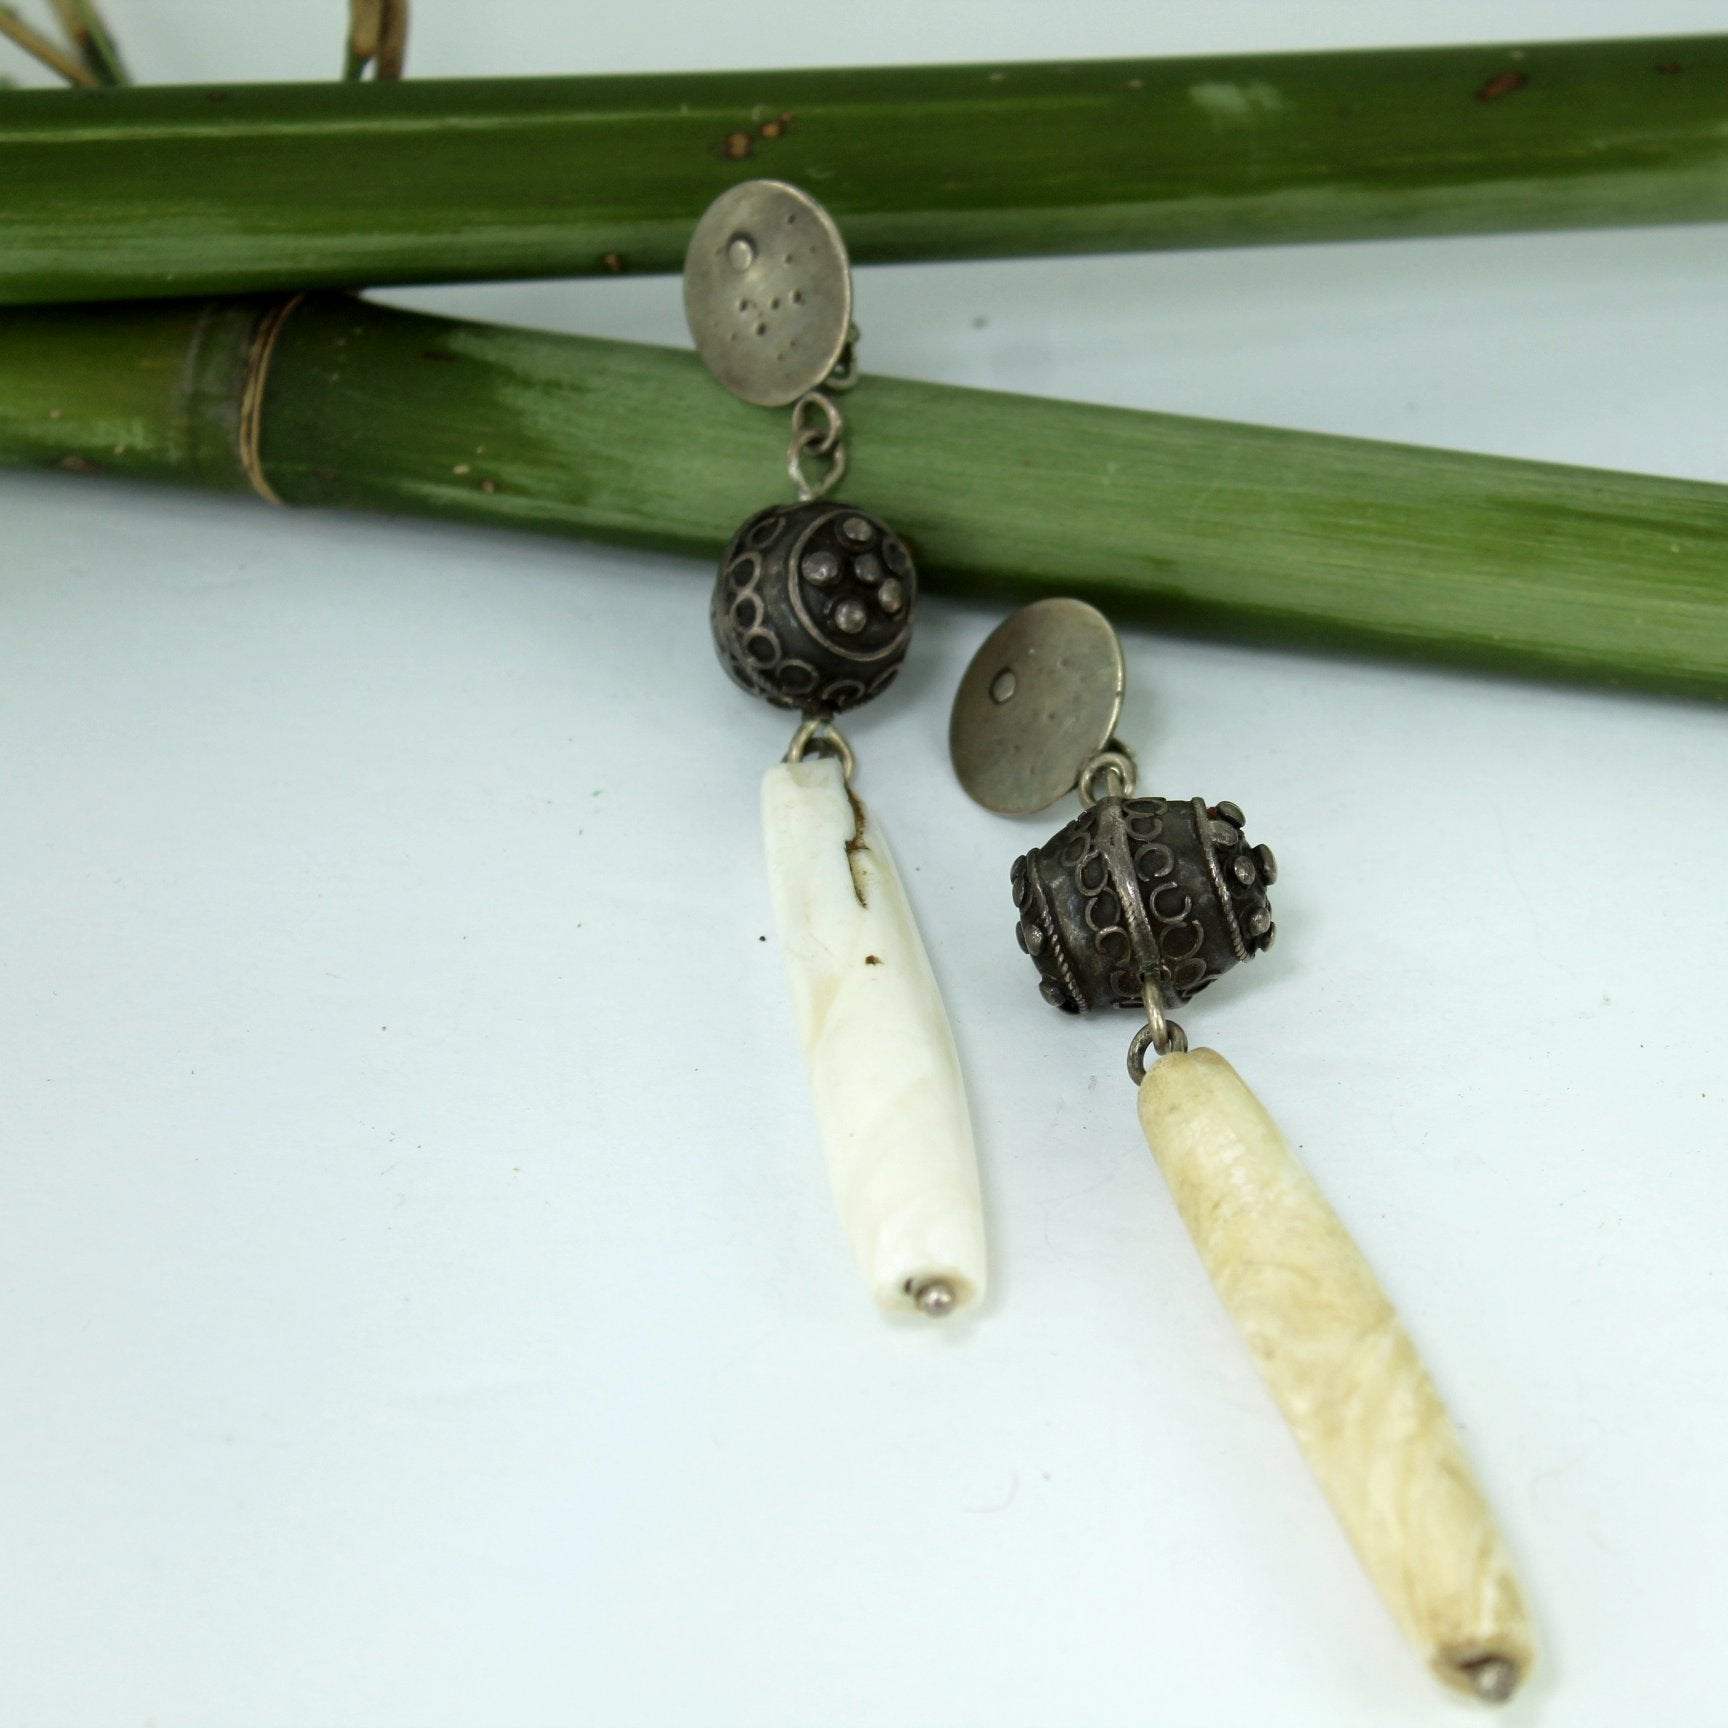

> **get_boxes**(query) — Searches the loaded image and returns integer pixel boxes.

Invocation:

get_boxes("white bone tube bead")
[761,755,986,1316]
[1136,1048,1533,1702]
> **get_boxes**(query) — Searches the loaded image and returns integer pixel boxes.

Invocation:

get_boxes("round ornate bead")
[710,500,917,714]
[1011,796,1276,1014]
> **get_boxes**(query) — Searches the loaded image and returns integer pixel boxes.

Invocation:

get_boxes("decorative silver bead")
[710,500,917,714]
[1012,795,1276,1013]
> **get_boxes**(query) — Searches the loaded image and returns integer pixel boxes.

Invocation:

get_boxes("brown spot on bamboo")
[721,130,754,160]
[57,455,102,475]
[1474,70,1528,102]
[865,954,882,966]
[1656,61,1684,75]
[599,251,626,273]
[759,112,793,139]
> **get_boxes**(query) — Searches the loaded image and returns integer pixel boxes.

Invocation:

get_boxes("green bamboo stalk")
[0,294,1722,696]
[0,35,1725,303]
[48,0,127,86]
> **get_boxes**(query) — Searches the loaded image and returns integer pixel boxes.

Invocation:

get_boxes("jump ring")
[789,439,847,501]
[784,715,857,783]
[787,389,848,500]
[1126,980,1187,1084]
[1078,747,1138,808]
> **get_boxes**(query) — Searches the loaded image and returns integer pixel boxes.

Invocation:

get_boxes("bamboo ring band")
[238,292,305,506]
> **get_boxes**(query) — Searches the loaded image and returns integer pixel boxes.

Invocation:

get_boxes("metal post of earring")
[824,324,861,393]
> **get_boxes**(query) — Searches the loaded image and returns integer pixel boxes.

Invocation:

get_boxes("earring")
[951,599,1533,1701]
[683,180,985,1320]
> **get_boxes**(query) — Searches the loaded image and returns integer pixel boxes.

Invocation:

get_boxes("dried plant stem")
[377,0,407,80]
[48,0,126,85]
[346,0,407,81]
[0,5,96,86]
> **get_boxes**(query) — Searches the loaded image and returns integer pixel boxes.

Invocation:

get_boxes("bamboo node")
[238,293,305,507]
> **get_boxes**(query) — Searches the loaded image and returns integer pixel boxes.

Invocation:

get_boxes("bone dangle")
[1138,1048,1533,1701]
[762,752,985,1315]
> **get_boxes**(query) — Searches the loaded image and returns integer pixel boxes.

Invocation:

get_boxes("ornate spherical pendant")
[710,500,916,714]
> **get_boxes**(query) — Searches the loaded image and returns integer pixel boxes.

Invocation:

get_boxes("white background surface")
[2,4,1727,1725]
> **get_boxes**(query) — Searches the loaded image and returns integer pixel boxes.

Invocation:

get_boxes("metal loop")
[1078,745,1138,808]
[823,326,862,393]
[784,714,857,784]
[790,390,845,454]
[1126,980,1188,1085]
[787,389,847,500]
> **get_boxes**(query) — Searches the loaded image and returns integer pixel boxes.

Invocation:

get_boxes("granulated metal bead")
[711,500,916,714]
[1011,795,1275,1013]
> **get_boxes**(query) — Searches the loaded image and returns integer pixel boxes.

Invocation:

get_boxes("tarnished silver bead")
[1011,795,1276,1014]
[710,500,916,714]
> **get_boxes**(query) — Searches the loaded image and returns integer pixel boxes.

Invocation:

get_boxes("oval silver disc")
[949,598,1126,816]
[682,180,853,408]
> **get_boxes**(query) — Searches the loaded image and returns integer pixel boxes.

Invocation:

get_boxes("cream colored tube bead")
[1137,1048,1533,1702]
[761,754,986,1317]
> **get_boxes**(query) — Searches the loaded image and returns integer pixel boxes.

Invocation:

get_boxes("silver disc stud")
[683,179,854,408]
[950,598,1127,816]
